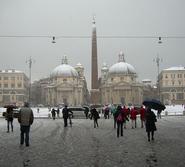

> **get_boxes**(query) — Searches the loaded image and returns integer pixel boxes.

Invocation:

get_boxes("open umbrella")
[4,104,18,109]
[143,99,166,111]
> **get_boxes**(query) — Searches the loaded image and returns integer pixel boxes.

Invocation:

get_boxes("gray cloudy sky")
[0,0,185,88]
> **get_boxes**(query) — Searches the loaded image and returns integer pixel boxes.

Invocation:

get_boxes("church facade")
[45,56,89,106]
[99,52,143,106]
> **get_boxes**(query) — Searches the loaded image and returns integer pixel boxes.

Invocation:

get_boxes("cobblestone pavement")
[0,116,185,167]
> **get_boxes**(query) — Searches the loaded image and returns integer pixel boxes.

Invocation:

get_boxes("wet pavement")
[0,116,185,167]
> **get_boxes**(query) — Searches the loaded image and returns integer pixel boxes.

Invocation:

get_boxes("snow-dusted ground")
[0,105,185,118]
[0,117,185,167]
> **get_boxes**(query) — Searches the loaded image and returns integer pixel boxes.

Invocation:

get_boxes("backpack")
[116,112,123,122]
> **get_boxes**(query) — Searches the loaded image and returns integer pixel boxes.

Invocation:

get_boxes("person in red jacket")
[130,107,138,129]
[122,106,129,129]
[140,106,146,128]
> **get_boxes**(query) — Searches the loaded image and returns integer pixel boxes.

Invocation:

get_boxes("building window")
[0,77,1,80]
[178,81,181,85]
[177,93,183,100]
[4,83,8,88]
[63,78,67,82]
[171,74,175,78]
[17,83,22,88]
[172,81,174,86]
[4,95,10,102]
[11,77,15,81]
[111,78,114,81]
[0,83,1,88]
[11,84,15,88]
[165,74,168,78]
[4,77,8,80]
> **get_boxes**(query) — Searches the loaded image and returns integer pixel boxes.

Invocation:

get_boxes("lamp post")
[154,54,162,100]
[26,57,35,103]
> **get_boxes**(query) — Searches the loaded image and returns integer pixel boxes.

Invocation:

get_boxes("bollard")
[165,111,168,116]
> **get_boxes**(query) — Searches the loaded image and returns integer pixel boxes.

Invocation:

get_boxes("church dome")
[51,56,78,77]
[109,51,136,75]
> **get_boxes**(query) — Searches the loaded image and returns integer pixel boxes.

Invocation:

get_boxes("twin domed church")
[42,18,144,106]
[44,51,143,107]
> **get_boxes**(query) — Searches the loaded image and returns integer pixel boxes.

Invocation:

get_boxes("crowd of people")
[4,103,158,147]
[102,104,157,140]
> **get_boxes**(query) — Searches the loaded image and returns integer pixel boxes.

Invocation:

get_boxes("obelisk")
[90,17,100,105]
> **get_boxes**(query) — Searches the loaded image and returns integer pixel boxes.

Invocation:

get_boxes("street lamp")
[52,36,56,43]
[26,57,35,103]
[153,55,162,100]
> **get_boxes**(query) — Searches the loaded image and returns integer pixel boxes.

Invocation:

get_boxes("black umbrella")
[4,104,18,109]
[143,99,166,111]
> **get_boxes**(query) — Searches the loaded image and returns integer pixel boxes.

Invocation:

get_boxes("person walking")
[140,106,146,128]
[115,105,127,137]
[157,109,162,119]
[6,107,14,133]
[91,108,100,128]
[84,107,89,119]
[18,102,34,147]
[130,107,138,129]
[104,106,110,119]
[110,105,117,128]
[122,106,130,129]
[145,107,157,142]
[62,105,73,127]
[51,108,56,120]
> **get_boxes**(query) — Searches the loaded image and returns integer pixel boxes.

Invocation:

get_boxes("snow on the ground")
[0,105,184,118]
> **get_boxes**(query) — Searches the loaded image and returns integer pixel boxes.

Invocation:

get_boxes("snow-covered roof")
[109,51,136,75]
[51,64,78,78]
[76,63,84,69]
[109,62,136,75]
[142,79,152,82]
[164,66,185,71]
[0,69,23,73]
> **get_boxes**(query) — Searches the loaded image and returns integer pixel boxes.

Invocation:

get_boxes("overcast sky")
[0,0,185,88]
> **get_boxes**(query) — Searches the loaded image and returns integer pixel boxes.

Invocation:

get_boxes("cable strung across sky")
[0,35,185,39]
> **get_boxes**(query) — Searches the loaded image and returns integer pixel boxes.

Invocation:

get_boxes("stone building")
[45,56,89,106]
[159,66,185,105]
[31,77,50,106]
[0,69,29,106]
[100,51,143,106]
[142,79,158,100]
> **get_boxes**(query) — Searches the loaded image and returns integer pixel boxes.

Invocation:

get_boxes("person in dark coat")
[91,108,100,128]
[6,107,14,132]
[62,105,73,127]
[18,102,34,147]
[145,107,157,141]
[104,106,110,119]
[84,107,89,119]
[51,108,56,120]
[115,105,128,137]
